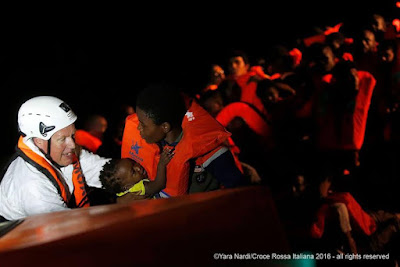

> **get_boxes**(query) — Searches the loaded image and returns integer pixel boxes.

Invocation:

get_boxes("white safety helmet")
[18,96,77,140]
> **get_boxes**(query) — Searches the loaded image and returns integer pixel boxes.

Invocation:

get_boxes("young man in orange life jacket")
[121,84,246,198]
[0,96,110,221]
[227,50,267,116]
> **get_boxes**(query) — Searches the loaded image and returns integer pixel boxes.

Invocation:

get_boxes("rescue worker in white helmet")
[0,96,111,221]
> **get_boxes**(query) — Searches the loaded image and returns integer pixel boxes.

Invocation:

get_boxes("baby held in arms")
[100,148,174,202]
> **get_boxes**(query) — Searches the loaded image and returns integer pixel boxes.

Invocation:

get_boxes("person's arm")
[345,231,358,254]
[143,148,174,197]
[332,203,358,254]
[240,162,262,184]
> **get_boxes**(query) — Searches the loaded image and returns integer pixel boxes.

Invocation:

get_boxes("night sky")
[0,1,396,158]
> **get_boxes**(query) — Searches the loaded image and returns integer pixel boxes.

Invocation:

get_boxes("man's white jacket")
[0,138,110,220]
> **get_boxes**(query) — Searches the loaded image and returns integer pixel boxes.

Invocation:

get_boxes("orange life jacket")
[16,136,90,208]
[289,48,302,67]
[303,23,343,47]
[249,66,269,79]
[121,101,231,197]
[311,192,377,239]
[75,129,102,153]
[317,71,376,150]
[216,102,271,137]
[232,72,268,116]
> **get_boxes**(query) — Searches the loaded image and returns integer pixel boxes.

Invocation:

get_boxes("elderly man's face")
[35,124,77,166]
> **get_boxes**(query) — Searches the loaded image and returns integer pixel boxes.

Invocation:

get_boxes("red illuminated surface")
[0,186,289,266]
[393,19,400,32]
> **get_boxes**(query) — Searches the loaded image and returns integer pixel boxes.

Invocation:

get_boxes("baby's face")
[116,159,147,190]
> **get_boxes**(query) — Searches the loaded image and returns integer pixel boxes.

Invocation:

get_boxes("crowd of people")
[190,12,400,261]
[1,7,400,265]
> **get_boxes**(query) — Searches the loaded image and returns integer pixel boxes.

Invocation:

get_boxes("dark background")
[1,1,397,159]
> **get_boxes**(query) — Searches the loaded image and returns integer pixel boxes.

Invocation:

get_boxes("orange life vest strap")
[17,136,69,203]
[17,136,90,208]
[72,156,90,208]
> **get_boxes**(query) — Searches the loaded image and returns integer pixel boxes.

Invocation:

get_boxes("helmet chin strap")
[39,137,63,170]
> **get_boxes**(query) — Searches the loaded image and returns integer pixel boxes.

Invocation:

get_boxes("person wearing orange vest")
[75,114,107,153]
[0,96,110,221]
[227,50,267,116]
[311,174,400,256]
[197,89,263,184]
[121,84,245,198]
[316,61,376,173]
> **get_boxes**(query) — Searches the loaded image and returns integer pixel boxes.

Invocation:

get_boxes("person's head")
[199,89,224,118]
[257,79,295,107]
[332,61,359,92]
[228,50,250,77]
[84,114,108,140]
[331,61,359,109]
[18,96,77,167]
[325,32,345,51]
[210,64,225,85]
[257,79,280,105]
[379,40,397,63]
[361,28,378,53]
[265,45,294,75]
[371,14,386,32]
[135,83,187,144]
[307,43,336,73]
[370,14,386,42]
[99,158,147,195]
[321,45,337,72]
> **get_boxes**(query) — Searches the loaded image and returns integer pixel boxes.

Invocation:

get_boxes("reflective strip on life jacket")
[216,102,270,137]
[195,146,229,168]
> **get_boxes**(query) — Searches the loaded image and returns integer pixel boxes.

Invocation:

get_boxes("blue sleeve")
[204,150,246,188]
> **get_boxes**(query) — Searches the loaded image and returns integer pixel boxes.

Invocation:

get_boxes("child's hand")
[159,147,175,167]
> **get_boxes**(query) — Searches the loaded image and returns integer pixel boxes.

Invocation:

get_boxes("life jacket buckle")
[194,165,204,173]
